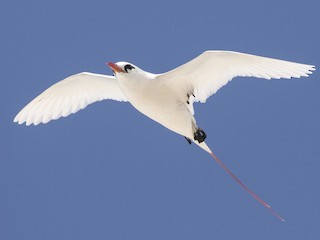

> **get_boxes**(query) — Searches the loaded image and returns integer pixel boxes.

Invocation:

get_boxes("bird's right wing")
[14,72,127,126]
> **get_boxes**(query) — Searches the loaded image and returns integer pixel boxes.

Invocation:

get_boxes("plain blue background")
[1,0,319,239]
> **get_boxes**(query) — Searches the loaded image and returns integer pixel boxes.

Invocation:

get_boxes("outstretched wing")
[14,72,127,126]
[159,51,315,103]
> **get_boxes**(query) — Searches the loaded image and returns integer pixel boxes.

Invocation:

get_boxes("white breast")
[116,73,196,138]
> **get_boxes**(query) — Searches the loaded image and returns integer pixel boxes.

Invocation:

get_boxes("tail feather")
[194,141,212,153]
[195,141,284,222]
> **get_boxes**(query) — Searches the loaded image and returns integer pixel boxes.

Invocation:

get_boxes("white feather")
[14,72,127,125]
[159,51,315,103]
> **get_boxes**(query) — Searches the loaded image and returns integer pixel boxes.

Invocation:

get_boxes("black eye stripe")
[124,64,135,73]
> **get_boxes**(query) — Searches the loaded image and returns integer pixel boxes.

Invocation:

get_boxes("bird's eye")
[124,64,135,73]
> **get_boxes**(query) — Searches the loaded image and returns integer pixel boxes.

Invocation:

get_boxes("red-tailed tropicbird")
[14,51,315,221]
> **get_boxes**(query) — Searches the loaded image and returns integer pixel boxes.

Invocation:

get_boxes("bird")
[14,50,315,221]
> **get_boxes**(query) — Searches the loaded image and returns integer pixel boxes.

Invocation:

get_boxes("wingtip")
[13,117,23,125]
[13,116,33,126]
[310,65,316,72]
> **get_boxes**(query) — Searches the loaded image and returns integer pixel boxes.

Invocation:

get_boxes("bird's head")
[107,61,157,81]
[107,62,139,75]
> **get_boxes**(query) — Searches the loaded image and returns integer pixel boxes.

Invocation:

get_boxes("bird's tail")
[195,141,285,222]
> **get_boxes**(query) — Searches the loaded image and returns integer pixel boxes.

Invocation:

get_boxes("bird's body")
[114,66,198,147]
[14,50,315,220]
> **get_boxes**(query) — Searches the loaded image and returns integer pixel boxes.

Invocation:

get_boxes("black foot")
[185,137,192,145]
[194,128,206,143]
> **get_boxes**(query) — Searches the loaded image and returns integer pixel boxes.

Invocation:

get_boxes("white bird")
[14,50,315,221]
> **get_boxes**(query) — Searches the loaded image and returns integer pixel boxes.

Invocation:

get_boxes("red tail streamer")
[209,151,285,222]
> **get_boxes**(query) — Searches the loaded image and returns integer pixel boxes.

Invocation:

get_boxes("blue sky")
[1,0,319,239]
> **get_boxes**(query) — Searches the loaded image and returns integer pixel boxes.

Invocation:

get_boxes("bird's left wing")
[14,72,127,126]
[158,51,315,103]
